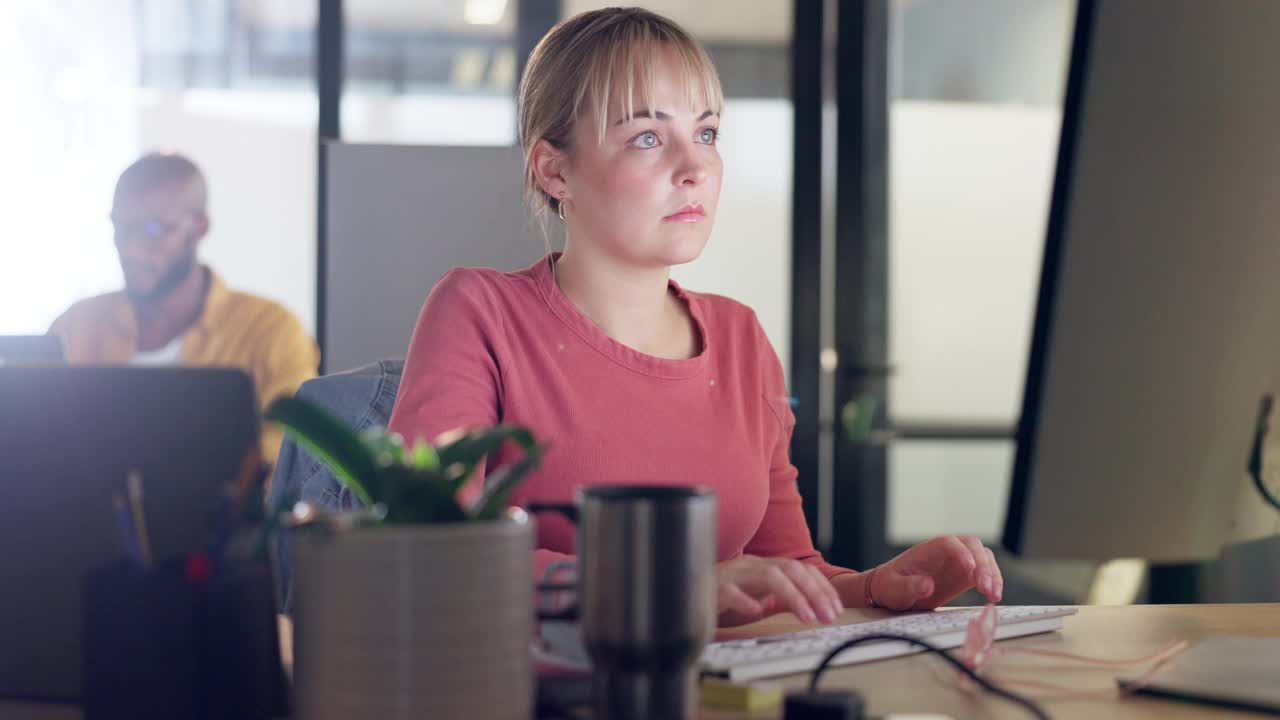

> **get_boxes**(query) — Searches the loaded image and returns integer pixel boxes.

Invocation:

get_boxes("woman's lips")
[664,204,705,222]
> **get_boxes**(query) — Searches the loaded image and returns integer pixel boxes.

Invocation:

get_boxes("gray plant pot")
[290,517,533,720]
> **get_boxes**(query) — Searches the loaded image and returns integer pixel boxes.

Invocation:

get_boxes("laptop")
[0,367,260,701]
[0,335,64,366]
[1118,636,1280,715]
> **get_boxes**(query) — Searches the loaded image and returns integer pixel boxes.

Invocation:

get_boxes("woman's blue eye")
[699,128,719,144]
[632,131,659,148]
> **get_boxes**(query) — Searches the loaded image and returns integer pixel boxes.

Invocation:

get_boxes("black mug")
[530,485,717,720]
[81,557,289,720]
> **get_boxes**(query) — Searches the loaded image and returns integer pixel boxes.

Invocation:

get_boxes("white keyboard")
[540,606,1077,682]
[702,605,1077,682]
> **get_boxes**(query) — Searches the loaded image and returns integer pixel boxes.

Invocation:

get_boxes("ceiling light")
[464,0,508,26]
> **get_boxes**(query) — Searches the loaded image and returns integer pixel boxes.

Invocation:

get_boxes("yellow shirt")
[49,269,319,464]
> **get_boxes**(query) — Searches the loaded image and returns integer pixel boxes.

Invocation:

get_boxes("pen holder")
[81,557,289,720]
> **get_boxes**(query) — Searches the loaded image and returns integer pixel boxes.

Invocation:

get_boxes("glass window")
[886,0,1075,543]
[341,0,520,145]
[0,0,318,334]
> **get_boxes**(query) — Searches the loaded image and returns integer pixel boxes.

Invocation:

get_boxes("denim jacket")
[269,359,402,607]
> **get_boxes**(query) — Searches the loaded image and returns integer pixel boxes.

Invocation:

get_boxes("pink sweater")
[388,255,853,581]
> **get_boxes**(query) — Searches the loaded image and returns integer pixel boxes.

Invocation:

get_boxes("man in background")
[50,152,318,464]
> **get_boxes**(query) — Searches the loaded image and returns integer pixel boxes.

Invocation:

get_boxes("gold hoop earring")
[557,191,566,221]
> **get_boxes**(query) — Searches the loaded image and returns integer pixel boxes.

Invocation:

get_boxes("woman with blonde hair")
[388,7,1003,626]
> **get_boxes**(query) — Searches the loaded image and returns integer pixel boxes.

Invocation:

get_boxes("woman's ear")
[531,138,569,201]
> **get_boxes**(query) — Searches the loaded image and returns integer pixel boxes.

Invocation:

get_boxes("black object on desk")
[82,557,289,720]
[783,690,866,720]
[1117,636,1280,716]
[537,673,594,719]
[0,367,260,701]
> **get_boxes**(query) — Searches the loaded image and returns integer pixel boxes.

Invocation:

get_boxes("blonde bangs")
[575,20,725,144]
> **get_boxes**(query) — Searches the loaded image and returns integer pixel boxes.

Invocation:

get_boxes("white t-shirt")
[130,336,184,366]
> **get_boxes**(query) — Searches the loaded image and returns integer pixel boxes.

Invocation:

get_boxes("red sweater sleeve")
[742,318,855,580]
[387,270,576,578]
[388,269,501,443]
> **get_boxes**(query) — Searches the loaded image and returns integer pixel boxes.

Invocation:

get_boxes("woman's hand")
[717,555,842,627]
[868,535,1004,611]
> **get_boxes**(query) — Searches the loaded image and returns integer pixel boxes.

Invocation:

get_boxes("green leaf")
[264,398,542,528]
[841,394,878,444]
[265,396,380,507]
[470,430,544,521]
[471,447,543,520]
[410,439,440,471]
[378,465,468,524]
[363,428,407,467]
[436,426,539,495]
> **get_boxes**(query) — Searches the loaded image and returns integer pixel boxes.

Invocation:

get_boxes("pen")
[113,493,145,569]
[126,470,153,569]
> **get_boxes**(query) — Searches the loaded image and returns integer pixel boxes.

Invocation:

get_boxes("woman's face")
[561,46,723,269]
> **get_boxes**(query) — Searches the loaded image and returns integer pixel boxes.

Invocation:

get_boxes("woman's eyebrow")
[614,109,717,125]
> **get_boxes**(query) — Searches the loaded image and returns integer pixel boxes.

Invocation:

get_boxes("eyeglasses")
[960,602,999,671]
[110,216,183,246]
[957,604,1188,700]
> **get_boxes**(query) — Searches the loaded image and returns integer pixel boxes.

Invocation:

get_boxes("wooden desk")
[3,604,1276,719]
[705,604,1280,720]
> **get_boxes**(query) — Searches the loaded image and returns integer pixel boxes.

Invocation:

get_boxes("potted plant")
[264,396,545,720]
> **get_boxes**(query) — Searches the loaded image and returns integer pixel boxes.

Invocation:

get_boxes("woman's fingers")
[875,567,934,610]
[959,535,1000,601]
[875,535,1008,611]
[807,564,844,620]
[778,560,839,623]
[986,546,1004,601]
[718,579,764,618]
[763,564,820,624]
[717,556,848,625]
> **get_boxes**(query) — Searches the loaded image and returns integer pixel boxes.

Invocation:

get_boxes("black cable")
[1250,395,1280,512]
[807,633,1050,720]
[1254,467,1280,512]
